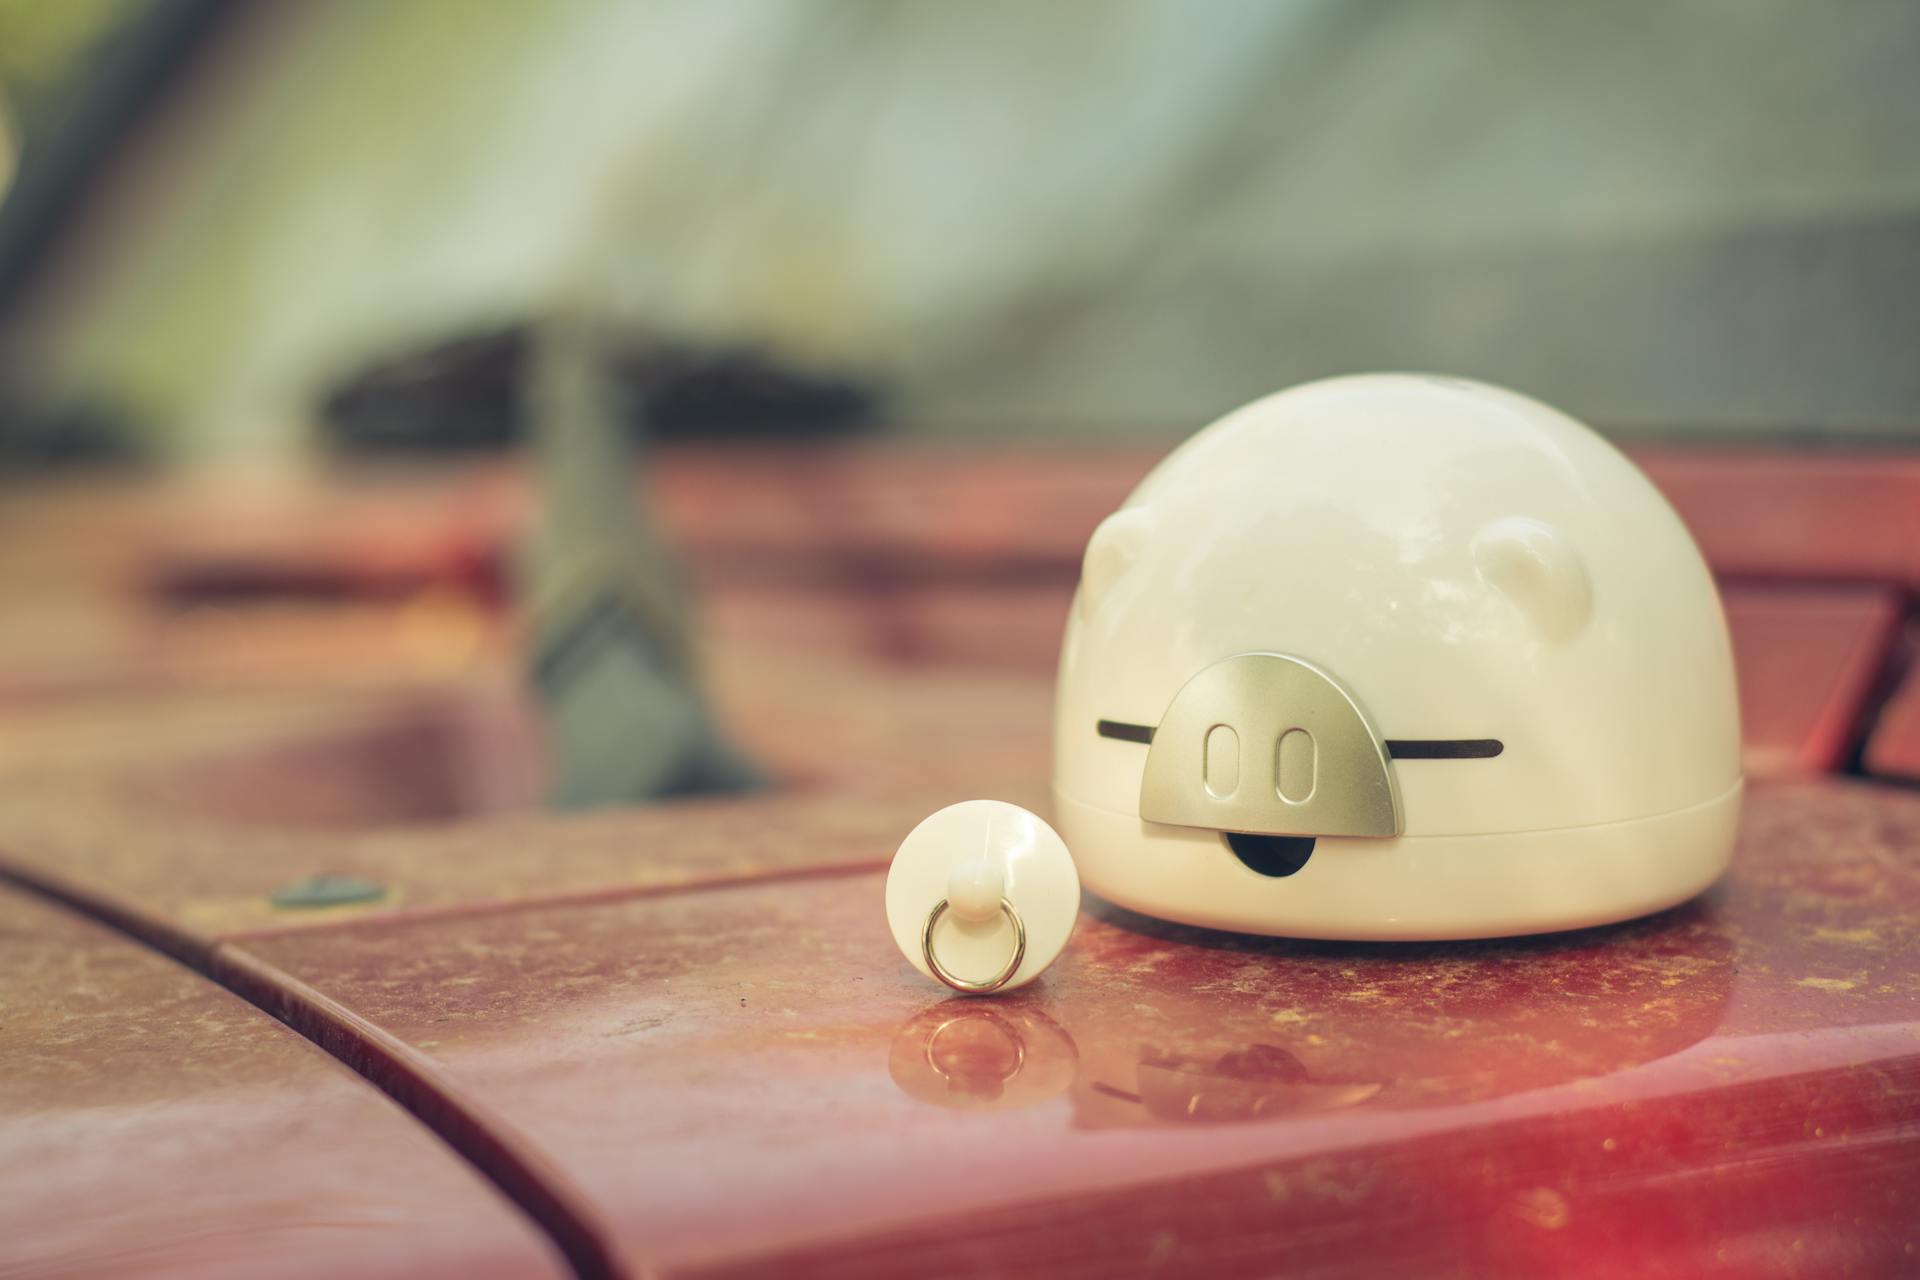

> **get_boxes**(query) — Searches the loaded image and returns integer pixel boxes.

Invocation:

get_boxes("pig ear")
[1079,507,1154,619]
[1472,517,1592,641]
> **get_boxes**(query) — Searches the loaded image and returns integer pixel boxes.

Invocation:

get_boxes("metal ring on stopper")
[921,897,1027,994]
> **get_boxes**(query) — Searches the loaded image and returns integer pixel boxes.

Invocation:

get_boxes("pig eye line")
[1096,720,1502,760]
[1383,739,1503,759]
[1094,719,1156,744]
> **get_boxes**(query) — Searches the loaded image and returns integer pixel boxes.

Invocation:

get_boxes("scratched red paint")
[226,780,1920,1278]
[0,887,565,1280]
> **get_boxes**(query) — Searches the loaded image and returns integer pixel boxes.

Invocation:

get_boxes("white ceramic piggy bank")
[1053,374,1741,940]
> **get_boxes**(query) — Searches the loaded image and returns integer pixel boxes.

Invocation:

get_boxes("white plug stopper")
[885,800,1082,995]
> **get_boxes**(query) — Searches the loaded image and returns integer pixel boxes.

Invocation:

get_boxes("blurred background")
[1,0,1916,461]
[0,0,1917,815]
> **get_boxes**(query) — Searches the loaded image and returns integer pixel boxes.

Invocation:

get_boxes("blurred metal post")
[520,314,761,808]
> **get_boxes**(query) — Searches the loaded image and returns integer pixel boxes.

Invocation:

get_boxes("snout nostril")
[1224,832,1315,877]
[1203,724,1239,798]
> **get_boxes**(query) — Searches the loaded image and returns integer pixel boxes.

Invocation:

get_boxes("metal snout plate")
[1139,653,1403,838]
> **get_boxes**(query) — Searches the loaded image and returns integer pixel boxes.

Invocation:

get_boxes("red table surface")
[1720,584,1905,777]
[92,445,1918,787]
[2,449,1918,1278]
[1865,638,1920,783]
[233,778,1920,1280]
[0,886,565,1280]
[3,754,1917,1277]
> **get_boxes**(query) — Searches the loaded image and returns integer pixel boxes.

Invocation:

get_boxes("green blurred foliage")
[0,0,142,125]
[3,1,1917,457]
